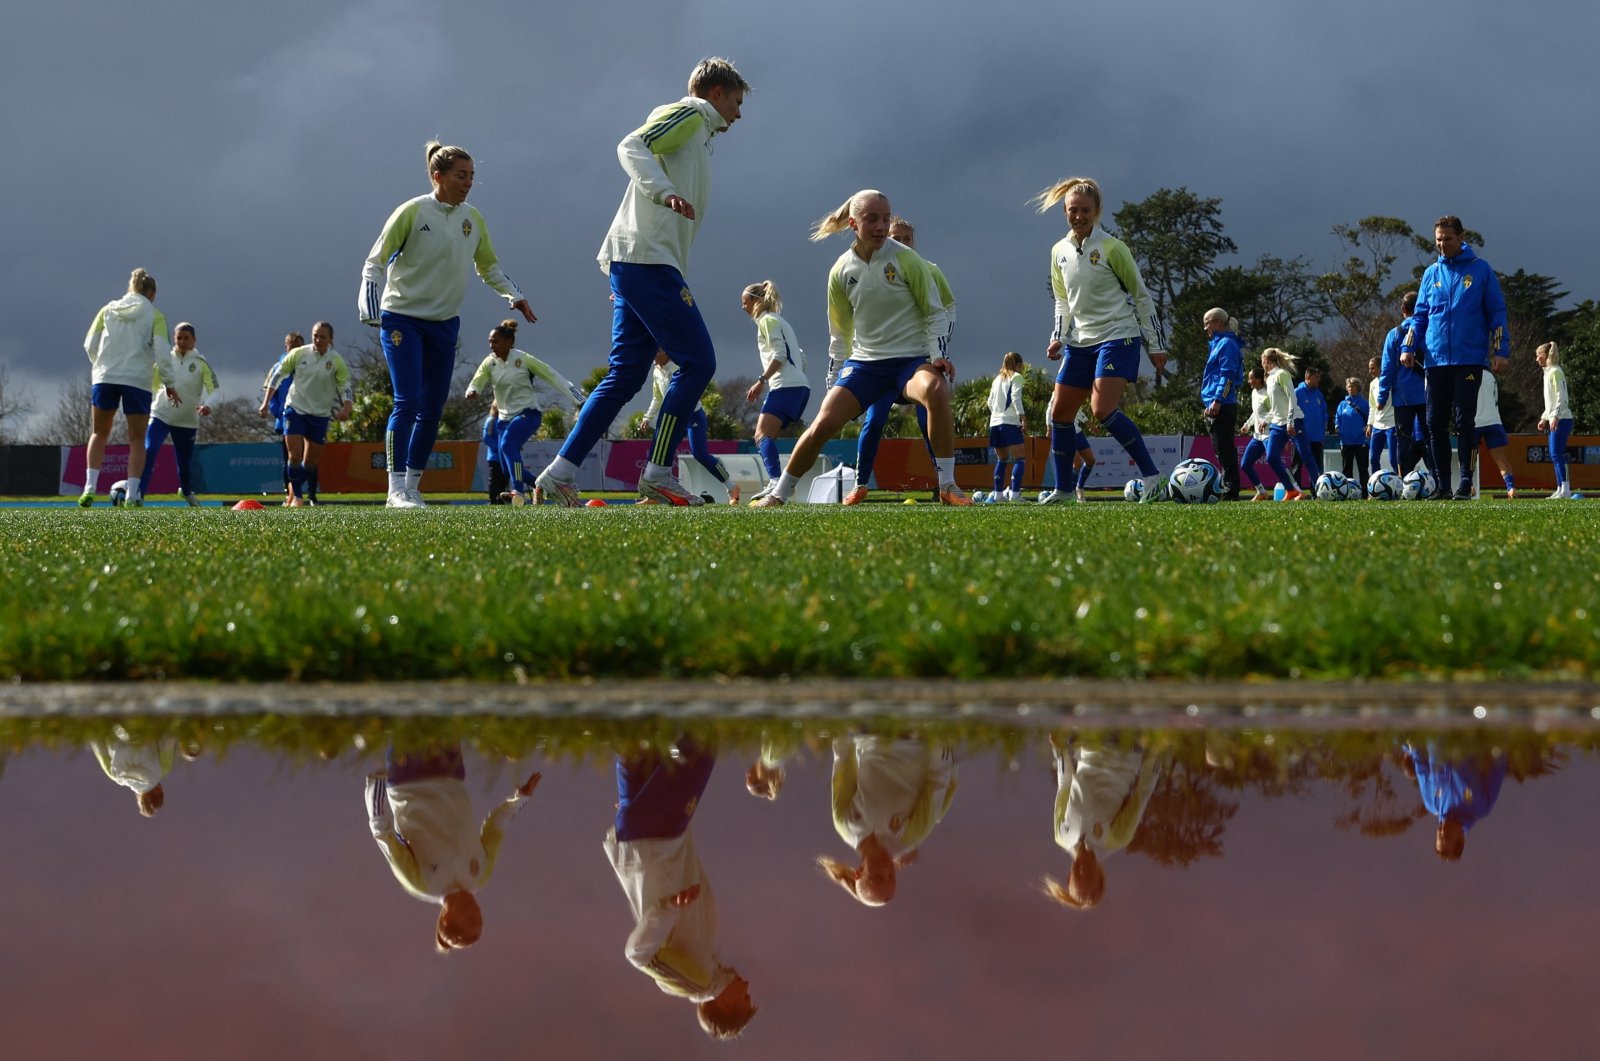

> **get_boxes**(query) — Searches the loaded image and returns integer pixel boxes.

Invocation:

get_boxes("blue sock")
[1503,473,1514,492]
[757,437,781,480]
[1077,462,1093,490]
[1101,410,1156,476]
[993,461,1007,492]
[289,463,306,497]
[1049,422,1075,490]
[1011,460,1025,492]
[307,467,319,498]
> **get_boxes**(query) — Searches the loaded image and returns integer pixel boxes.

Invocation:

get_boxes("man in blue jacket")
[1293,367,1327,487]
[1401,216,1510,499]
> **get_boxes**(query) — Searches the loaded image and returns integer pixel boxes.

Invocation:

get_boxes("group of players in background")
[76,57,1578,509]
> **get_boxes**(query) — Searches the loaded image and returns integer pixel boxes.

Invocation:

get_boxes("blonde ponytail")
[809,189,888,242]
[1032,176,1102,217]
[742,280,782,315]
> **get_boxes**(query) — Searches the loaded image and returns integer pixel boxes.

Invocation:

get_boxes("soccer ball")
[1123,478,1145,503]
[1315,471,1359,502]
[1367,470,1402,501]
[109,480,129,507]
[1166,459,1223,504]
[972,490,988,503]
[1401,468,1436,501]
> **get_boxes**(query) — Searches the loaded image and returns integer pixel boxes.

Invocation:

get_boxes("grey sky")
[5,0,1597,430]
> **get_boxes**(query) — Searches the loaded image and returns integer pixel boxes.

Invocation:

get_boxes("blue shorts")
[1478,423,1508,449]
[91,383,152,416]
[834,356,929,411]
[1055,337,1142,389]
[989,423,1024,449]
[760,386,810,429]
[284,407,331,445]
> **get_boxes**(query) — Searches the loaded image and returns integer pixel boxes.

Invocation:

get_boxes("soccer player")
[641,350,736,503]
[81,268,177,507]
[260,322,352,507]
[1239,367,1283,500]
[360,142,537,509]
[1401,215,1510,500]
[740,280,809,504]
[464,318,585,506]
[1261,349,1304,500]
[987,352,1027,502]
[1475,361,1516,499]
[838,215,953,505]
[1043,736,1160,910]
[264,333,303,503]
[364,744,540,952]
[1379,292,1430,477]
[90,736,194,817]
[818,735,958,907]
[1335,377,1371,492]
[1200,309,1244,500]
[138,322,217,506]
[1536,341,1575,499]
[1292,366,1327,487]
[534,58,749,508]
[1401,741,1507,862]
[604,737,756,1041]
[1366,355,1397,474]
[1033,178,1171,503]
[750,190,968,506]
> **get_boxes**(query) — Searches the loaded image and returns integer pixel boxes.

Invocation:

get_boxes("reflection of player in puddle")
[1045,736,1160,909]
[1401,742,1508,862]
[90,735,201,817]
[605,736,756,1041]
[820,735,959,906]
[364,744,539,952]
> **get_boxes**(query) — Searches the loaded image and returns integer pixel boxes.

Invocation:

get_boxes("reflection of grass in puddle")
[3,506,1600,682]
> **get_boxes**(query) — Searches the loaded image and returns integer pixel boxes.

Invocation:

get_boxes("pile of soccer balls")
[1314,471,1363,501]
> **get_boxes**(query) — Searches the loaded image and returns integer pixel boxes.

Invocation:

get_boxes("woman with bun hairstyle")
[1536,342,1576,499]
[464,318,585,505]
[80,268,178,507]
[360,142,537,509]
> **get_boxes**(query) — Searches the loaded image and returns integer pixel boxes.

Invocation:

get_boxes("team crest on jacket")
[324,359,333,371]
[513,358,522,369]
[461,218,473,238]
[1462,275,1472,289]
[883,262,898,284]
[187,362,197,373]
[680,286,694,307]
[1089,249,1101,266]
[389,330,403,347]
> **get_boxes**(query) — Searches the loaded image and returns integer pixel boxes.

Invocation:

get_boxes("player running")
[987,352,1027,501]
[1033,177,1170,504]
[137,322,218,506]
[80,268,177,508]
[463,318,585,506]
[740,280,809,504]
[360,142,537,509]
[750,190,968,507]
[260,322,352,507]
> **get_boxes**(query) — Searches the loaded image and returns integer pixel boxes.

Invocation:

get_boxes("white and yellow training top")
[1242,385,1273,439]
[1543,365,1572,422]
[754,312,807,390]
[468,350,584,421]
[831,736,958,859]
[1476,368,1503,430]
[1367,377,1395,431]
[1264,367,1297,427]
[826,238,944,366]
[364,771,528,903]
[151,349,219,429]
[1048,225,1167,353]
[988,371,1024,428]
[265,345,353,419]
[1053,744,1159,858]
[927,260,957,358]
[642,359,705,424]
[84,293,175,391]
[599,95,729,277]
[91,738,177,796]
[604,823,734,1004]
[359,194,524,324]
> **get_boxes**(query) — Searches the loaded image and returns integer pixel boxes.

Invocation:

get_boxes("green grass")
[3,502,1598,683]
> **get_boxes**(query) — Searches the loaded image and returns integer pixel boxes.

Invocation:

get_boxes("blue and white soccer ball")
[1315,471,1360,502]
[1367,470,1402,501]
[1123,478,1146,503]
[1166,458,1223,504]
[1401,468,1436,501]
[108,480,129,507]
[972,490,988,503]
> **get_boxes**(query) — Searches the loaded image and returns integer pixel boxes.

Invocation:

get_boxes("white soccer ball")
[1314,471,1357,502]
[1367,470,1402,501]
[1166,458,1223,504]
[972,490,987,503]
[1123,478,1146,503]
[109,480,129,507]
[1401,468,1435,501]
